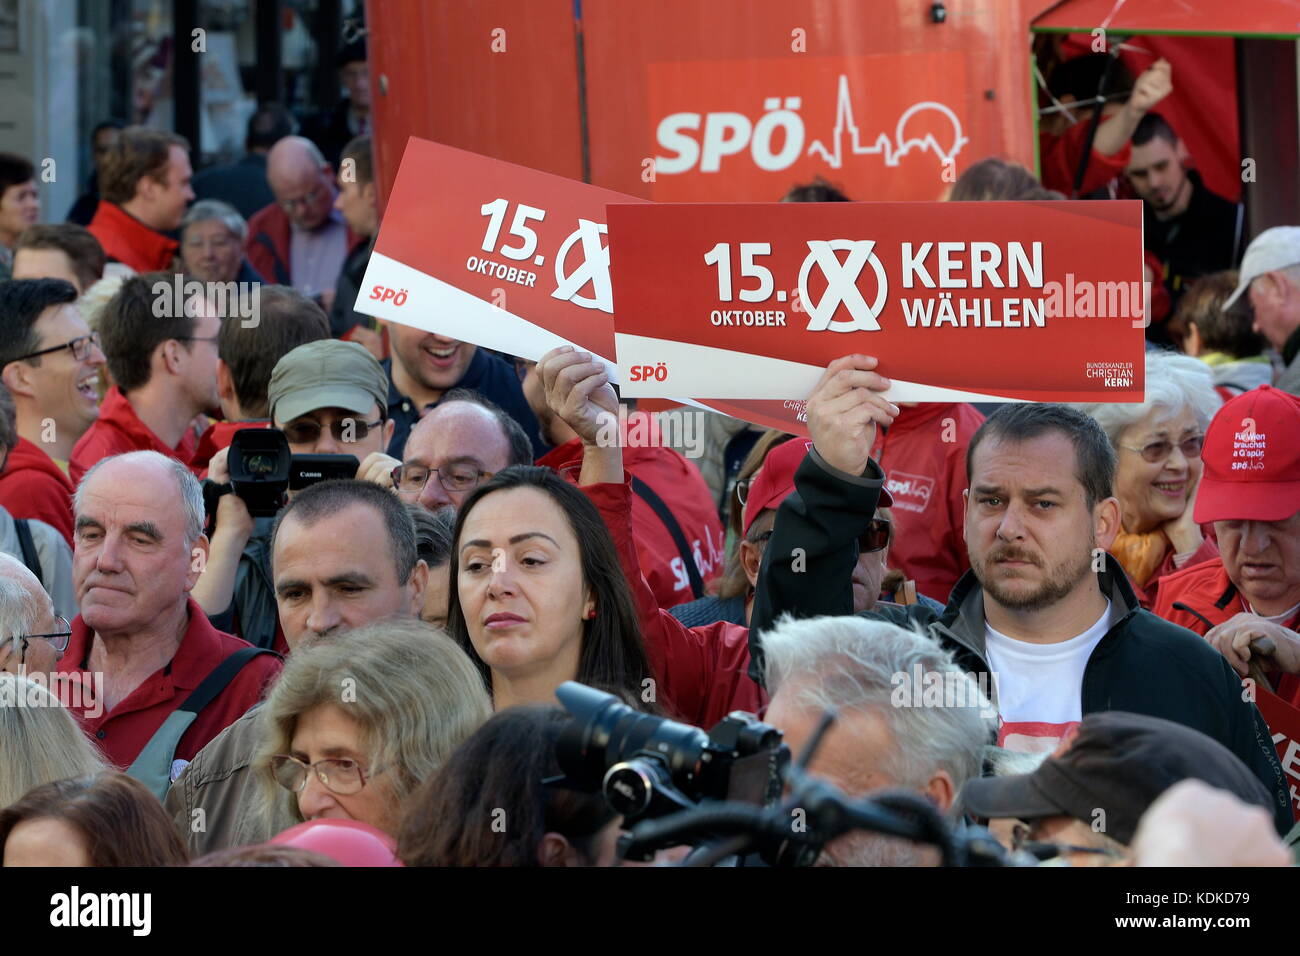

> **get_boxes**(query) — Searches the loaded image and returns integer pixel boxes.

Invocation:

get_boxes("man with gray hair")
[1222,226,1300,396]
[763,614,994,866]
[54,450,280,794]
[245,136,355,304]
[0,552,65,676]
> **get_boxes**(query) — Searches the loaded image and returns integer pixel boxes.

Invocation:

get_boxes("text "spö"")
[628,363,668,382]
[369,286,410,306]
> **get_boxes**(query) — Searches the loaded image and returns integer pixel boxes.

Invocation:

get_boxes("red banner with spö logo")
[356,138,809,435]
[608,200,1147,403]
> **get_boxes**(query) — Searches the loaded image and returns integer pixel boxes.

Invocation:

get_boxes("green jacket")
[750,448,1294,836]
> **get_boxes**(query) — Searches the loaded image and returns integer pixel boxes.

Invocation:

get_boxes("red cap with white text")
[1194,385,1300,523]
[743,437,892,536]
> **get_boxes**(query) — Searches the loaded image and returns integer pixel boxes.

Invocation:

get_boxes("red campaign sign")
[357,137,808,435]
[608,200,1147,402]
[1254,687,1300,822]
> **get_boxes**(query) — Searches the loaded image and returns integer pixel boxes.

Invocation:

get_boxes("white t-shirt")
[985,601,1112,754]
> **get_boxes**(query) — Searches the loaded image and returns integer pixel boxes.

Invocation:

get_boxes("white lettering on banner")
[655,75,968,176]
[709,309,787,326]
[900,241,1042,289]
[464,256,537,288]
[899,294,1045,328]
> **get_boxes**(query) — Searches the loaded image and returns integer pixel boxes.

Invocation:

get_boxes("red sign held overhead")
[608,200,1147,403]
[356,138,810,435]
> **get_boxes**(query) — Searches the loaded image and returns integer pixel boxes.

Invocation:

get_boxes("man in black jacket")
[750,355,1292,835]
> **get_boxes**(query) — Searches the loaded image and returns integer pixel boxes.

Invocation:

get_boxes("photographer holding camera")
[194,339,402,650]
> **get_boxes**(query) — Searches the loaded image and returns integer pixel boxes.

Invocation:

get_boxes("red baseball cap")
[742,437,892,536]
[1194,385,1300,523]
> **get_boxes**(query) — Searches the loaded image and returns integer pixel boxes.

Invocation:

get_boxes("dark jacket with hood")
[749,447,1294,836]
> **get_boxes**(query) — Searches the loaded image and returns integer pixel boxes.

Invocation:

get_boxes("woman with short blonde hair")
[251,618,491,838]
[0,673,107,808]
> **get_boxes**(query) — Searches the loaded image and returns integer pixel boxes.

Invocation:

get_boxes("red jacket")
[1128,535,1219,610]
[1039,117,1132,197]
[86,200,178,273]
[581,474,765,729]
[539,416,725,610]
[1153,558,1300,708]
[0,437,75,545]
[191,419,271,478]
[871,403,984,605]
[57,598,282,768]
[69,387,199,486]
[244,202,358,287]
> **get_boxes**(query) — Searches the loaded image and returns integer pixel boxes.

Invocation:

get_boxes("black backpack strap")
[179,646,278,716]
[631,475,705,599]
[126,645,279,800]
[14,518,43,584]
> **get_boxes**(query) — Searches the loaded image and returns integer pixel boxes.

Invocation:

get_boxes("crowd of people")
[0,43,1298,869]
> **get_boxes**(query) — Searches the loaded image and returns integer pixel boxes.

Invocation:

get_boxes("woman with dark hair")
[449,467,656,708]
[0,771,188,866]
[446,346,763,726]
[397,706,620,867]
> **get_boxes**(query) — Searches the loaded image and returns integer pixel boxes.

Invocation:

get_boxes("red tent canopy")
[1032,0,1300,37]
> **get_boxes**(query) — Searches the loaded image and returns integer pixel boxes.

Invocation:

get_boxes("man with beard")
[748,358,1292,834]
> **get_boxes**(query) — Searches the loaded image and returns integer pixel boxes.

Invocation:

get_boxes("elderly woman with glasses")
[252,618,490,838]
[1075,351,1223,607]
[179,199,265,285]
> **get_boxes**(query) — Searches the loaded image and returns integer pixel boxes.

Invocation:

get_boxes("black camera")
[553,682,788,835]
[216,428,359,518]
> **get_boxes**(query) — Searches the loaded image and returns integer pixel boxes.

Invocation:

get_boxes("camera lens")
[244,453,275,475]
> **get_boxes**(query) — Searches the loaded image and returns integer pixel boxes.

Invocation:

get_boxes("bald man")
[245,136,355,305]
[0,552,62,676]
[394,393,534,512]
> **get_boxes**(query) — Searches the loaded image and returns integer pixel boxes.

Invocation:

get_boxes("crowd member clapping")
[397,706,621,867]
[251,618,490,838]
[0,771,187,866]
[1154,386,1300,705]
[0,674,106,808]
[1074,350,1221,606]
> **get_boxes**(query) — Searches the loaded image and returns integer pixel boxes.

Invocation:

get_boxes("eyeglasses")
[1009,821,1124,862]
[857,518,891,553]
[278,184,326,212]
[282,417,384,445]
[182,234,239,251]
[11,332,101,364]
[391,462,492,494]
[11,616,73,668]
[1119,434,1204,463]
[270,754,380,796]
